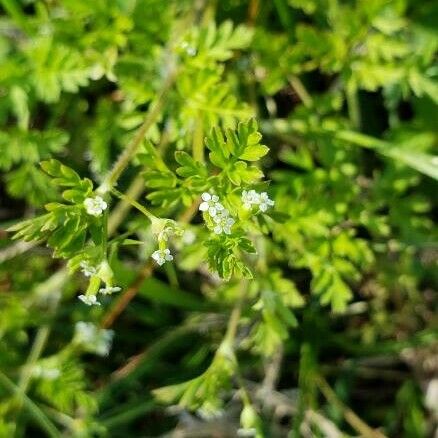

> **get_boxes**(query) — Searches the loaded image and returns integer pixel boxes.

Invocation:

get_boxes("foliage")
[0,0,437,437]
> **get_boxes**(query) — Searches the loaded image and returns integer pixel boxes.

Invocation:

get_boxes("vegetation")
[0,0,437,436]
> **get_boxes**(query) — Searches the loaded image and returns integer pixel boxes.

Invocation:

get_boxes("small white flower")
[151,248,174,266]
[241,190,260,209]
[213,209,235,235]
[99,286,121,295]
[74,322,114,356]
[258,192,274,212]
[84,196,107,217]
[80,261,96,277]
[241,189,274,212]
[78,294,101,306]
[199,192,224,217]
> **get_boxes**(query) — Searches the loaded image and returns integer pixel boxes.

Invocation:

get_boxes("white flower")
[80,261,96,277]
[241,189,274,212]
[258,192,275,212]
[213,209,235,235]
[241,190,260,209]
[99,286,121,295]
[74,322,114,356]
[84,196,107,217]
[78,294,101,306]
[199,192,224,217]
[151,248,174,266]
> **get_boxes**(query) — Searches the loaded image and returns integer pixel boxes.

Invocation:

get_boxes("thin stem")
[224,280,248,346]
[346,81,361,129]
[107,174,145,235]
[289,75,313,108]
[97,68,177,194]
[0,370,61,438]
[192,117,205,162]
[316,375,388,438]
[111,188,157,223]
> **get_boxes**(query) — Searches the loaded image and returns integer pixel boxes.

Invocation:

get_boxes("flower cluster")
[80,261,96,277]
[99,286,121,295]
[78,294,100,306]
[213,209,235,235]
[241,190,274,212]
[199,192,235,235]
[74,321,114,356]
[152,248,174,266]
[199,192,224,217]
[84,196,107,217]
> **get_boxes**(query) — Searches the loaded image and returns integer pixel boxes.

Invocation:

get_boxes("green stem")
[111,188,157,223]
[346,81,361,129]
[0,371,61,438]
[316,375,388,438]
[192,117,205,162]
[289,76,312,108]
[107,174,145,235]
[97,68,177,194]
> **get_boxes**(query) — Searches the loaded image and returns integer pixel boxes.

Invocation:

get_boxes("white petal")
[259,204,267,212]
[201,192,211,201]
[211,195,219,202]
[165,254,174,261]
[213,225,222,234]
[216,203,224,211]
[199,202,209,211]
[209,207,217,216]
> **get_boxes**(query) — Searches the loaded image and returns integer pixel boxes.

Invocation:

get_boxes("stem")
[192,117,205,162]
[0,371,61,438]
[346,81,361,129]
[111,188,157,223]
[107,174,146,235]
[316,375,388,438]
[289,75,312,108]
[224,280,248,346]
[97,69,177,194]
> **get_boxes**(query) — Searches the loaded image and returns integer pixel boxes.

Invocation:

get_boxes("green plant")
[1,0,437,436]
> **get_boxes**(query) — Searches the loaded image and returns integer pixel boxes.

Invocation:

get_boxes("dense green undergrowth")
[0,0,437,436]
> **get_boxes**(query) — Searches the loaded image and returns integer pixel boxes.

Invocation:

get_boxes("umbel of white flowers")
[199,192,224,217]
[213,209,235,235]
[74,322,114,356]
[78,294,100,306]
[199,192,236,235]
[152,248,174,266]
[84,195,107,216]
[241,190,274,212]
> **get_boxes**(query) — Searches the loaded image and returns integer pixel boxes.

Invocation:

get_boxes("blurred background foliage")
[0,0,437,436]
